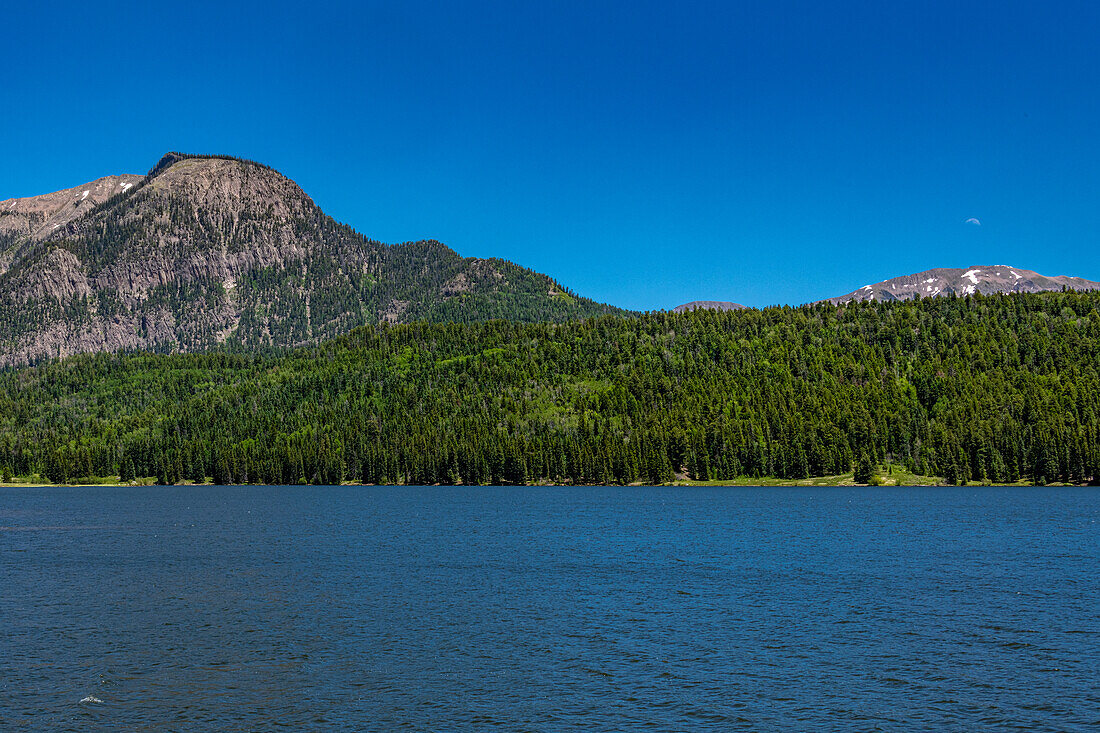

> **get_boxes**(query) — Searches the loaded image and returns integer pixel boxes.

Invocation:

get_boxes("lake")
[2,485,1098,731]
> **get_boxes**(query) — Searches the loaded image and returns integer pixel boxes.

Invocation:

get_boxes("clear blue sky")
[2,1,1098,309]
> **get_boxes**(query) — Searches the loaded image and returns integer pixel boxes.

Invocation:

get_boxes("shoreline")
[0,477,1079,489]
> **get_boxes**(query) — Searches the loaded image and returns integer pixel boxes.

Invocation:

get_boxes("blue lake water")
[2,485,1098,731]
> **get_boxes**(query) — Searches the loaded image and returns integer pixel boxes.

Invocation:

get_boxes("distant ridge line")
[673,300,747,313]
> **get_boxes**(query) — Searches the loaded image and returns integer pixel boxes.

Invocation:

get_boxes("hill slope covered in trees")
[2,290,1098,486]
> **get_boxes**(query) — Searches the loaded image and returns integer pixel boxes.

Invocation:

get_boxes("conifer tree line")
[1,290,1099,486]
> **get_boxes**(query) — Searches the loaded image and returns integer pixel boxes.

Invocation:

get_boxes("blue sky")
[2,1,1098,309]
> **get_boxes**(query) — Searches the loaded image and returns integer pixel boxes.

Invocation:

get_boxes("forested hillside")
[2,290,1099,486]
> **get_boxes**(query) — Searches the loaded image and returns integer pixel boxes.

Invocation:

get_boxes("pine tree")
[854,453,873,484]
[119,458,135,484]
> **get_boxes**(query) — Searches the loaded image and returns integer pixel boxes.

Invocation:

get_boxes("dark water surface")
[2,486,1098,731]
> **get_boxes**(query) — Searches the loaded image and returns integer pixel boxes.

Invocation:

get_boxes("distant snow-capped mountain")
[827,266,1100,304]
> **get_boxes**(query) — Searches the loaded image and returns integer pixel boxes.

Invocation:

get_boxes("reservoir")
[2,485,1097,731]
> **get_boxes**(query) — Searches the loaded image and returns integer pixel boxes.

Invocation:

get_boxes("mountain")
[828,265,1100,304]
[0,153,626,366]
[672,300,746,313]
[0,174,142,249]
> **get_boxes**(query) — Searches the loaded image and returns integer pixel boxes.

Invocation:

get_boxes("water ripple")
[1,485,1098,731]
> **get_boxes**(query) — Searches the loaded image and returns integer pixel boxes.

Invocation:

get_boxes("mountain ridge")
[0,173,142,271]
[826,265,1100,304]
[0,153,626,366]
[5,153,1099,368]
[672,300,746,313]
[672,265,1100,311]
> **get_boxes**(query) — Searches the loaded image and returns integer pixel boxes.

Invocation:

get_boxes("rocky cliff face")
[828,266,1100,304]
[0,174,141,243]
[0,153,623,366]
[0,174,142,276]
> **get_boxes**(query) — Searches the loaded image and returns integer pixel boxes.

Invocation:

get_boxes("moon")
[964,217,981,226]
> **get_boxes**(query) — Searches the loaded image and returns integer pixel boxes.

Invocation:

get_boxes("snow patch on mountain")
[827,266,1100,304]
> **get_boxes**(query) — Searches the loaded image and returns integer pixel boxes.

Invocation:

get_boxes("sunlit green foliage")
[1,290,1098,485]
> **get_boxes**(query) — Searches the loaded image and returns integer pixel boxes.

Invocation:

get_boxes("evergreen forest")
[2,290,1098,487]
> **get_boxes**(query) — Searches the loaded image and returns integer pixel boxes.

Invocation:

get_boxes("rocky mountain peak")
[143,154,315,222]
[828,265,1100,304]
[0,152,622,366]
